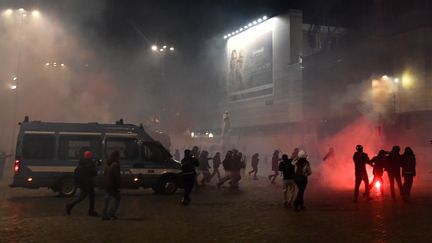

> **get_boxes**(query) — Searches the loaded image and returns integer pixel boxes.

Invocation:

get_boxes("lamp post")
[2,8,41,154]
[151,44,175,129]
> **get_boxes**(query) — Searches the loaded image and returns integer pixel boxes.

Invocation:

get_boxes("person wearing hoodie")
[102,150,121,220]
[368,150,388,195]
[293,150,312,211]
[353,145,373,203]
[401,147,416,201]
[181,149,199,205]
[386,146,404,201]
[66,149,98,216]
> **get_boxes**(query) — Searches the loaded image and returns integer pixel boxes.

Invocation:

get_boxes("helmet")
[83,150,93,159]
[356,145,363,151]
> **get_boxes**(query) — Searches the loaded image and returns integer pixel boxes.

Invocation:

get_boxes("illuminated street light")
[224,35,227,39]
[394,78,399,83]
[159,48,164,52]
[60,63,65,67]
[45,62,50,66]
[169,47,174,51]
[253,20,257,25]
[10,85,17,90]
[18,8,25,12]
[13,77,17,81]
[382,75,389,80]
[263,15,268,20]
[4,9,13,15]
[151,45,158,51]
[31,10,39,17]
[163,45,167,49]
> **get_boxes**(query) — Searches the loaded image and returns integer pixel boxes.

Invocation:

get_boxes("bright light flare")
[32,10,40,17]
[394,78,399,83]
[151,45,158,51]
[60,63,65,67]
[371,79,380,88]
[191,132,195,138]
[163,45,167,49]
[3,9,13,16]
[382,75,389,80]
[209,133,214,138]
[10,85,17,90]
[159,48,164,52]
[18,8,25,12]
[45,62,50,66]
[169,47,174,51]
[27,177,33,182]
[375,181,381,189]
[13,77,17,81]
[133,178,139,182]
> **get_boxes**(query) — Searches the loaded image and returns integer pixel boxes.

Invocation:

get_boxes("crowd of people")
[353,145,416,203]
[62,143,417,219]
[179,146,313,211]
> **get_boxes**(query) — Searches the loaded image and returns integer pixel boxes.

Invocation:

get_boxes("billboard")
[226,20,274,102]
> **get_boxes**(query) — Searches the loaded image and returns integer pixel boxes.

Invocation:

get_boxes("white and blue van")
[10,119,182,196]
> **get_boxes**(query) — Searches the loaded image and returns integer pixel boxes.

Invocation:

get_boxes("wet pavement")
[1,174,431,243]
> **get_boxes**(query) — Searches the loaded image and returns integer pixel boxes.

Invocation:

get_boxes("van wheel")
[153,176,178,195]
[58,178,77,197]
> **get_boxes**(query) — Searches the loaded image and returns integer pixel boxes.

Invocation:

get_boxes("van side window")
[106,137,138,160]
[23,134,55,159]
[141,143,168,162]
[59,136,102,160]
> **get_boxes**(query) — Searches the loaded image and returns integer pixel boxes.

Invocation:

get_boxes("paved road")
[0,174,431,243]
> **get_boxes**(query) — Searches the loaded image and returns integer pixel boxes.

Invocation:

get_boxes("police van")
[10,118,182,196]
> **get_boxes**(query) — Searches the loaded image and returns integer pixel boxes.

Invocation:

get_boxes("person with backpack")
[293,150,312,211]
[279,154,296,208]
[102,151,121,220]
[66,149,99,216]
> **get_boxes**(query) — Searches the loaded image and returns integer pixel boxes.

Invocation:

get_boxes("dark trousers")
[403,175,414,199]
[248,166,258,178]
[354,174,370,201]
[388,173,403,200]
[183,175,195,202]
[294,178,308,209]
[68,185,95,213]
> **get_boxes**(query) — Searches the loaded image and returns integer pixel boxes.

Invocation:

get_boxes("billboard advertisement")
[226,20,274,102]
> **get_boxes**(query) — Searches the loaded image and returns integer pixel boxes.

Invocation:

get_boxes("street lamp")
[151,43,176,129]
[2,8,42,155]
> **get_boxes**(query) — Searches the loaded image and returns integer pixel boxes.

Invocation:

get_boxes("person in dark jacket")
[181,149,199,205]
[368,150,388,195]
[268,150,280,184]
[230,151,243,188]
[248,153,259,179]
[387,146,404,201]
[353,145,373,203]
[210,152,222,181]
[293,150,312,211]
[217,151,234,188]
[66,150,98,216]
[102,151,121,220]
[199,150,212,186]
[279,154,296,208]
[401,147,416,201]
